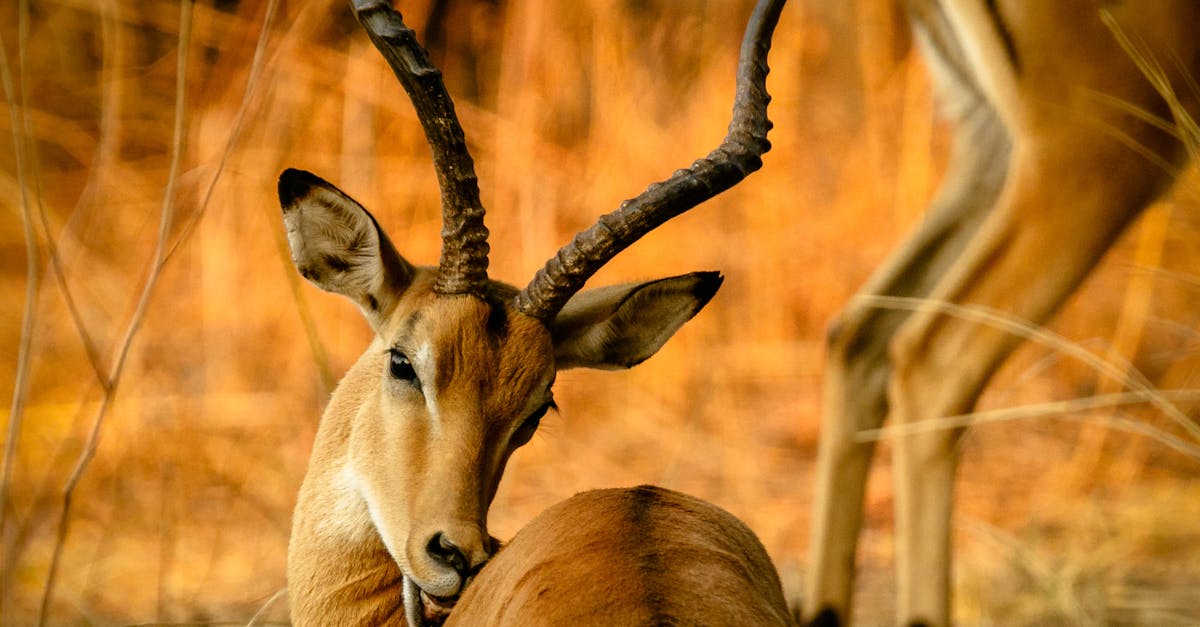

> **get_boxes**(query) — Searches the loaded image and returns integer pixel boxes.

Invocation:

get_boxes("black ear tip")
[277,168,326,207]
[691,270,724,305]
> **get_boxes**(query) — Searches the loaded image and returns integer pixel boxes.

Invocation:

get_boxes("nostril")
[426,533,469,577]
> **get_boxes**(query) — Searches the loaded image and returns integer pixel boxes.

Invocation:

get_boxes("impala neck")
[288,355,408,626]
[287,522,406,625]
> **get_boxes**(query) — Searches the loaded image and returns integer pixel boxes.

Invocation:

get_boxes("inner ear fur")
[278,168,414,329]
[551,271,723,370]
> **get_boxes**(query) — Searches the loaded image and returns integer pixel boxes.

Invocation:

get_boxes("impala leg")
[886,121,1182,626]
[806,96,1009,625]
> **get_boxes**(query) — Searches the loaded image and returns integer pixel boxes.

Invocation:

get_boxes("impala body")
[449,486,796,626]
[808,1,1200,625]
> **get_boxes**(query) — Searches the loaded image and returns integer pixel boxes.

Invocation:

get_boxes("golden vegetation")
[1,0,1198,624]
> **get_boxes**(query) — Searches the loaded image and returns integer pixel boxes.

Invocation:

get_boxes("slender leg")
[887,116,1184,626]
[805,96,1009,624]
[811,4,1200,624]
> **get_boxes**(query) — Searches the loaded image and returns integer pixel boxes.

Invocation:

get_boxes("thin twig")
[1132,265,1200,291]
[1101,9,1200,160]
[163,0,283,615]
[30,0,125,385]
[855,389,1200,461]
[163,0,280,266]
[37,3,194,623]
[123,622,292,627]
[35,193,108,384]
[245,587,288,626]
[266,202,338,390]
[853,295,1200,441]
[0,1,40,620]
[2,390,96,580]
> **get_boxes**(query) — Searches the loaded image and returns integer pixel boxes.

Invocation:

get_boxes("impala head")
[285,0,780,624]
[280,167,723,621]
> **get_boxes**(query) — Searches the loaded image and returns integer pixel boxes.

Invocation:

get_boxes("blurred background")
[1,0,1198,624]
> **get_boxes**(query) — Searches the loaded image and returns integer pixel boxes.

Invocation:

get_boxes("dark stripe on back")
[625,485,673,626]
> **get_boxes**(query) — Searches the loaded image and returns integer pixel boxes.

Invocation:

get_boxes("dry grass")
[1,0,1198,624]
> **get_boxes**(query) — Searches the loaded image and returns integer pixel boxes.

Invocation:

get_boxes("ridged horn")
[513,0,785,321]
[350,0,489,296]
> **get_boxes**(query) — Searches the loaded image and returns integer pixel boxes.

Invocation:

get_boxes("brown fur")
[449,486,796,626]
[288,271,555,625]
[809,2,1200,625]
[281,169,725,625]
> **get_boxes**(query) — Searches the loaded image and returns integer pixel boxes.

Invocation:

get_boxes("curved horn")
[350,0,489,296]
[513,0,785,321]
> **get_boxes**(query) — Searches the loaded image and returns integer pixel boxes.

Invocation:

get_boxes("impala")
[807,2,1200,626]
[448,486,796,626]
[281,0,783,624]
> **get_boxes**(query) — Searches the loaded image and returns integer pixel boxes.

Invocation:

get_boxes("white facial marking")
[415,342,441,425]
[316,463,374,543]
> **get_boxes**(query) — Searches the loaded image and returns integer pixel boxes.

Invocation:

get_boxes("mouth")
[403,576,459,627]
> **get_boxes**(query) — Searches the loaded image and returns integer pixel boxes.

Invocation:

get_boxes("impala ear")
[278,168,415,331]
[550,271,723,370]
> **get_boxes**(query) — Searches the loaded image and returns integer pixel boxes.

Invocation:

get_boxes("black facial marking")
[485,301,509,339]
[480,288,512,341]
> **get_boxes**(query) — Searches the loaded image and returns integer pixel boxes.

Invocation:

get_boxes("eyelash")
[511,399,556,448]
[525,400,555,428]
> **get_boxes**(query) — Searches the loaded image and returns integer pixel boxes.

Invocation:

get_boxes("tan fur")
[288,271,555,625]
[808,2,1200,625]
[280,169,724,624]
[449,486,796,626]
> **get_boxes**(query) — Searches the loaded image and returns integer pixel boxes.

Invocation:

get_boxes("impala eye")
[511,400,555,449]
[388,350,419,385]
